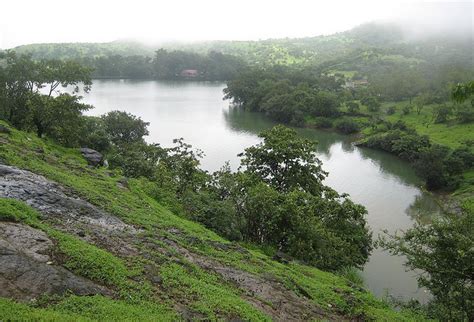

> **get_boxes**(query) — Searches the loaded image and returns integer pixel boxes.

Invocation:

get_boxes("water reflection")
[406,194,441,224]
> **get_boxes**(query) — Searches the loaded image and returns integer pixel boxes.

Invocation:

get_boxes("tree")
[380,211,474,321]
[347,101,360,114]
[101,111,150,146]
[402,105,412,115]
[413,93,431,115]
[386,106,396,115]
[239,125,327,195]
[433,105,451,123]
[0,51,92,129]
[335,119,360,134]
[362,96,381,112]
[25,93,91,144]
[452,81,474,103]
[235,125,372,270]
[37,59,92,96]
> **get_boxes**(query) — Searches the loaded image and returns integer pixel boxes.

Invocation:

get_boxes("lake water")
[78,79,440,302]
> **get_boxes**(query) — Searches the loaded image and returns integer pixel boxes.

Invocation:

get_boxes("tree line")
[70,49,246,80]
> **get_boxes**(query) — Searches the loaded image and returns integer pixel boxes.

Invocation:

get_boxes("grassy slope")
[0,120,425,320]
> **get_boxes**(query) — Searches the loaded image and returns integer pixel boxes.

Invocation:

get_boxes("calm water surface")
[79,79,440,302]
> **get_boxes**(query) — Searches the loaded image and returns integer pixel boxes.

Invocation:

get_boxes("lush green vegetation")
[12,45,246,80]
[380,211,473,321]
[0,51,421,319]
[2,22,472,320]
[1,51,372,269]
[0,120,423,320]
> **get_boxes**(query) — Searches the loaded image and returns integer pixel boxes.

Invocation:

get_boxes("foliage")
[0,51,92,144]
[240,125,327,194]
[362,96,381,112]
[234,126,372,269]
[25,93,92,143]
[380,211,474,321]
[0,120,417,320]
[347,101,360,114]
[364,127,474,190]
[452,81,474,103]
[402,105,412,115]
[312,117,333,128]
[335,119,360,134]
[224,66,341,125]
[433,104,452,123]
[386,105,396,115]
[101,111,149,146]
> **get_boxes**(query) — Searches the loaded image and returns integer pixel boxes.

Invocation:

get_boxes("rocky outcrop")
[79,148,103,166]
[0,164,138,257]
[0,222,108,301]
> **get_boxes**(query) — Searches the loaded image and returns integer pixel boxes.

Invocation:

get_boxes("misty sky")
[1,0,472,48]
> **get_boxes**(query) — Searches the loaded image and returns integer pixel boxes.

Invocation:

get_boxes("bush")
[456,104,474,123]
[346,101,360,114]
[434,105,452,123]
[402,105,412,115]
[335,119,360,134]
[386,106,396,115]
[313,117,333,128]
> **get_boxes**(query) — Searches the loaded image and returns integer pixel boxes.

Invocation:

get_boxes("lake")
[78,79,440,302]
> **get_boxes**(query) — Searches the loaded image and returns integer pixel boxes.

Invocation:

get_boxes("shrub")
[402,105,412,115]
[335,119,360,134]
[313,117,333,128]
[386,106,396,115]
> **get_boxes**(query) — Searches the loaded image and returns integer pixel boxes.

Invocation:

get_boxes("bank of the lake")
[73,79,443,302]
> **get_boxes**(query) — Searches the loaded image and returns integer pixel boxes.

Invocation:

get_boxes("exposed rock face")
[0,222,108,301]
[79,148,103,166]
[0,164,138,257]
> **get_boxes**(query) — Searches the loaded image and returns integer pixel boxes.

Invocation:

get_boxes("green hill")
[0,121,425,320]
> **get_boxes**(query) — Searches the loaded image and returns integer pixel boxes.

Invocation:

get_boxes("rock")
[34,147,45,154]
[79,148,103,166]
[0,222,109,301]
[0,223,52,263]
[272,251,292,264]
[0,125,11,134]
[0,164,139,257]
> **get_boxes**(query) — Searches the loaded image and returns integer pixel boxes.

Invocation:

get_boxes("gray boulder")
[0,222,109,301]
[80,148,103,166]
[0,124,11,134]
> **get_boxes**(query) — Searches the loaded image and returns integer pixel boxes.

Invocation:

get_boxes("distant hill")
[11,23,473,79]
[13,41,157,60]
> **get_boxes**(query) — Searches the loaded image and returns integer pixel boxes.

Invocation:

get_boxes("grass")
[160,263,269,321]
[381,101,474,149]
[0,296,177,321]
[0,120,428,320]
